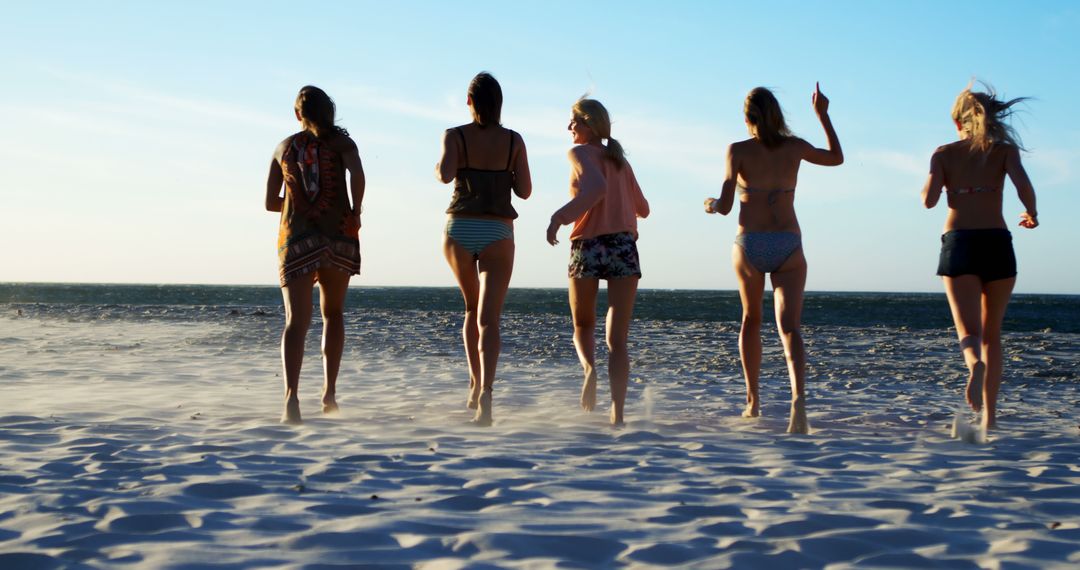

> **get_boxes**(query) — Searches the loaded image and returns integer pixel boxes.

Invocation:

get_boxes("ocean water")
[2,283,1078,333]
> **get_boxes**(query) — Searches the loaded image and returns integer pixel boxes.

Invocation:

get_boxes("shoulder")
[273,134,296,161]
[509,129,525,146]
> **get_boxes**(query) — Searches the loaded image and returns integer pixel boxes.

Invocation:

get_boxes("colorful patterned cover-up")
[276,131,361,286]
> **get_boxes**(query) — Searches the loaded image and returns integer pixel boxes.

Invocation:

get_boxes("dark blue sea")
[1,283,1077,334]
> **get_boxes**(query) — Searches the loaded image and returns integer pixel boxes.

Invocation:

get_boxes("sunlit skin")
[435,90,532,427]
[704,83,843,434]
[265,107,365,425]
[921,111,1038,433]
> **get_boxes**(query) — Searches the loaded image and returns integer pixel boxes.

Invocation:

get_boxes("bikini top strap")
[455,127,469,168]
[505,129,516,170]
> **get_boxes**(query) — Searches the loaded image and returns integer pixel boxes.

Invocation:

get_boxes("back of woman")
[704,84,843,435]
[921,83,1038,436]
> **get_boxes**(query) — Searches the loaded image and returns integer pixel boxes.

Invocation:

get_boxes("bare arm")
[802,82,844,167]
[706,144,738,215]
[512,132,532,199]
[435,129,459,184]
[1006,146,1038,228]
[341,138,365,227]
[547,147,607,245]
[264,139,288,212]
[921,150,945,209]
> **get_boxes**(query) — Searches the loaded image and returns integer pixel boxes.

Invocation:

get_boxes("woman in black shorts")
[921,82,1039,432]
[547,98,649,426]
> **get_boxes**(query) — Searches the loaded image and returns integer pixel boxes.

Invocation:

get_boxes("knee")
[320,309,344,327]
[779,329,803,350]
[477,311,500,335]
[741,312,762,332]
[605,333,628,354]
[777,319,799,338]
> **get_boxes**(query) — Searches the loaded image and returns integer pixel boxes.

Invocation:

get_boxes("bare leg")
[570,278,600,412]
[732,244,765,418]
[280,273,315,424]
[605,277,639,426]
[316,267,351,415]
[980,277,1015,431]
[472,238,515,427]
[943,276,986,412]
[444,233,482,409]
[771,249,809,434]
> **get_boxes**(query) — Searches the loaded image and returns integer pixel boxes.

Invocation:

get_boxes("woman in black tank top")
[435,72,532,426]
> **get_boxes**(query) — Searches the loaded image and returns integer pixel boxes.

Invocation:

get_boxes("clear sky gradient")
[3,1,1078,293]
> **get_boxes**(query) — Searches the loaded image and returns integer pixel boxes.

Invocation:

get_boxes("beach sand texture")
[1,308,1079,569]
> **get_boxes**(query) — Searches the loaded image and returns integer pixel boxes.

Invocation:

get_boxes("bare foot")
[281,398,302,425]
[786,396,809,434]
[742,401,760,418]
[467,378,481,410]
[322,393,339,415]
[471,390,493,427]
[580,367,598,412]
[966,361,985,412]
[609,402,624,427]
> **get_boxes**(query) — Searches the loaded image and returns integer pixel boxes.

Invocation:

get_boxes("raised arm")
[802,82,844,167]
[435,129,459,184]
[706,144,738,215]
[921,149,945,209]
[547,146,607,245]
[1006,145,1038,228]
[265,139,288,212]
[511,131,533,200]
[341,138,365,227]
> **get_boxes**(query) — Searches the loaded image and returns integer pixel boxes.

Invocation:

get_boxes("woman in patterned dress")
[265,86,364,424]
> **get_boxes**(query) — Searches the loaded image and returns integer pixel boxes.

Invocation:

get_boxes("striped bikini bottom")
[446,218,514,259]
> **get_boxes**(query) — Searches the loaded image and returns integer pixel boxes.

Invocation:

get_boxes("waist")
[447,213,513,225]
[941,228,1012,241]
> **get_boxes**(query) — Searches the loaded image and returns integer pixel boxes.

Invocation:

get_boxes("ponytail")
[572,98,627,169]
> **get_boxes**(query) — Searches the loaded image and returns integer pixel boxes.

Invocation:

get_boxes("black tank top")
[445,127,518,219]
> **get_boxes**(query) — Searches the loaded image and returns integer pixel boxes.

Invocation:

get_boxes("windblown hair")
[468,72,503,128]
[744,87,792,149]
[952,82,1028,152]
[572,98,626,169]
[295,86,349,138]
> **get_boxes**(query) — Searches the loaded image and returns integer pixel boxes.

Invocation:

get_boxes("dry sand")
[1,312,1079,568]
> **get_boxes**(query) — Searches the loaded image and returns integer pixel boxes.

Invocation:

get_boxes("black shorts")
[937,229,1016,283]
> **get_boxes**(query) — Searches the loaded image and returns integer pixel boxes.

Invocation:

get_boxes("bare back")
[731,137,811,233]
[937,142,1009,230]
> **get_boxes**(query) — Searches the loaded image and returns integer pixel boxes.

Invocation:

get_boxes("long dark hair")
[294,85,349,138]
[744,87,792,149]
[468,72,503,128]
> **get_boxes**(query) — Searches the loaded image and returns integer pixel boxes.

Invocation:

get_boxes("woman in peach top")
[547,98,650,426]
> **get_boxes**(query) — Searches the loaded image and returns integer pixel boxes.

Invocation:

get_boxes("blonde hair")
[951,82,1027,152]
[744,87,792,149]
[294,85,349,138]
[572,98,626,168]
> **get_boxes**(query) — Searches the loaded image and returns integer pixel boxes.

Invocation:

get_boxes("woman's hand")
[546,218,560,246]
[1019,211,1039,229]
[812,82,829,116]
[704,197,719,214]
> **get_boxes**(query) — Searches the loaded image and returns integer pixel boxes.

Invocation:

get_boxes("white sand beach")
[1,310,1079,569]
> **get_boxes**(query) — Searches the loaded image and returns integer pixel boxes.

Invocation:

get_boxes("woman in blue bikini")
[705,83,842,434]
[436,72,532,426]
[922,83,1037,433]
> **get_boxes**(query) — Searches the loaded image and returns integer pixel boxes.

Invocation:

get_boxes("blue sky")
[3,1,1078,293]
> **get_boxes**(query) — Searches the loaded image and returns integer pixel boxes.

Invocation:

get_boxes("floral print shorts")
[568,232,642,279]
